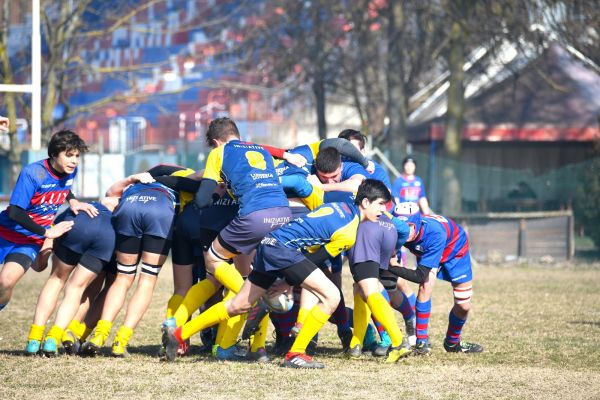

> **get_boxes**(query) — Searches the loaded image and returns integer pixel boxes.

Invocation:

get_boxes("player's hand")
[31,239,53,272]
[283,152,307,168]
[267,279,291,297]
[130,172,155,184]
[0,116,9,133]
[366,160,375,174]
[214,182,227,197]
[44,221,74,239]
[70,199,99,218]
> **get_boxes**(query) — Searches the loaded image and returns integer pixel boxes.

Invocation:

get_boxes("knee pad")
[453,285,473,305]
[379,275,398,292]
[141,262,162,276]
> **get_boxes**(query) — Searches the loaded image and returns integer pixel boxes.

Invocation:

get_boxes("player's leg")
[414,269,437,355]
[0,248,37,310]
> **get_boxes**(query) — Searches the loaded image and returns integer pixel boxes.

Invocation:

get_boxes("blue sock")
[445,311,467,345]
[415,299,432,345]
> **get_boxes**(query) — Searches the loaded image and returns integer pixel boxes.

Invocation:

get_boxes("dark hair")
[314,147,341,173]
[338,129,366,150]
[47,130,88,159]
[205,117,240,147]
[354,178,391,205]
[402,156,416,167]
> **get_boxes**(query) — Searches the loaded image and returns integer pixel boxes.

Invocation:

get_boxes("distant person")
[0,130,95,320]
[392,156,431,215]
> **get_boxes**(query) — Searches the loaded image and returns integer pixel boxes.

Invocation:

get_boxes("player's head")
[402,156,416,175]
[315,147,342,183]
[206,117,240,148]
[394,201,422,241]
[47,130,88,174]
[338,129,366,152]
[355,178,391,222]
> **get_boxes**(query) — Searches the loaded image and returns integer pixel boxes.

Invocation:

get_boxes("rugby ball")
[262,292,294,313]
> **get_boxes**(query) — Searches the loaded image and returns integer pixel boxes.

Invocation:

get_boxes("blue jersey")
[275,142,320,177]
[204,140,288,216]
[392,174,427,204]
[322,161,369,205]
[120,182,178,208]
[269,202,359,258]
[0,159,77,245]
[369,160,391,190]
[404,215,469,268]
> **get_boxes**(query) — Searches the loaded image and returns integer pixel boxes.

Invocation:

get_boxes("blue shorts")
[219,206,291,255]
[54,206,116,270]
[437,251,473,284]
[177,202,238,241]
[198,203,239,232]
[0,236,40,270]
[113,188,176,240]
[253,241,306,274]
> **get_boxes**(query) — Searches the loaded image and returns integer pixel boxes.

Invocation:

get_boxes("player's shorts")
[290,205,310,219]
[218,206,291,255]
[347,217,396,271]
[53,205,116,274]
[0,236,40,271]
[437,251,473,284]
[112,187,176,240]
[249,239,317,289]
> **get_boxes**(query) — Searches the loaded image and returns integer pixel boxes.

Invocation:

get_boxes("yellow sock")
[28,324,45,342]
[219,313,247,349]
[213,262,244,293]
[80,325,93,341]
[94,319,113,342]
[215,290,235,345]
[367,292,404,347]
[297,307,311,326]
[166,294,184,319]
[68,320,85,339]
[181,302,230,341]
[174,279,218,327]
[250,315,269,352]
[350,293,371,348]
[46,325,64,342]
[114,325,134,346]
[290,305,331,354]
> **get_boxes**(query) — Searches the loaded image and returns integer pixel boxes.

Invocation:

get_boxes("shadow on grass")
[568,320,600,327]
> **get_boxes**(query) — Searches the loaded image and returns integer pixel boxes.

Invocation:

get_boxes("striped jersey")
[404,214,469,268]
[392,174,427,204]
[0,159,77,245]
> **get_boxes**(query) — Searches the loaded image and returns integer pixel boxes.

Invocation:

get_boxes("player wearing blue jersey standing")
[81,165,200,357]
[391,202,483,354]
[165,179,390,369]
[0,130,94,314]
[164,117,291,360]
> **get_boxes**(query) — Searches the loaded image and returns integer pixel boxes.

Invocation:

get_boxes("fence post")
[518,218,527,258]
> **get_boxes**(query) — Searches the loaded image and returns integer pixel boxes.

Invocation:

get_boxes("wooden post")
[518,218,527,258]
[567,213,574,260]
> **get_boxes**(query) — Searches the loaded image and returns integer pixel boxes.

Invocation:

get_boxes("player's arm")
[7,206,72,239]
[146,164,185,177]
[261,144,307,168]
[388,264,432,284]
[66,191,98,218]
[319,138,369,169]
[418,197,432,215]
[194,147,222,208]
[320,174,365,193]
[154,175,201,193]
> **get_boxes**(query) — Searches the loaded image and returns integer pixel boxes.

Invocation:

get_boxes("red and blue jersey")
[392,174,427,204]
[0,159,77,245]
[404,214,469,269]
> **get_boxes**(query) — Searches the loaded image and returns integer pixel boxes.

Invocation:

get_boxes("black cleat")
[443,339,483,353]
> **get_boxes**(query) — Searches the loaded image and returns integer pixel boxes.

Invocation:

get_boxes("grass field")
[1,260,599,400]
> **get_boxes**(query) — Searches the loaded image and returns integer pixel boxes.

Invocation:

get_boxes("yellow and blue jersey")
[203,140,288,216]
[269,202,360,258]
[322,161,369,204]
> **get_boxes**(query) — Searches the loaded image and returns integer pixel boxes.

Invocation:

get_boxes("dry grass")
[1,261,599,400]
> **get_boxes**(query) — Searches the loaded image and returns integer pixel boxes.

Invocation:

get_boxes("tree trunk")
[386,0,408,162]
[313,72,327,140]
[443,2,467,216]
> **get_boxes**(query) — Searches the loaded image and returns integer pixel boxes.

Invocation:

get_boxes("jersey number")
[245,151,267,170]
